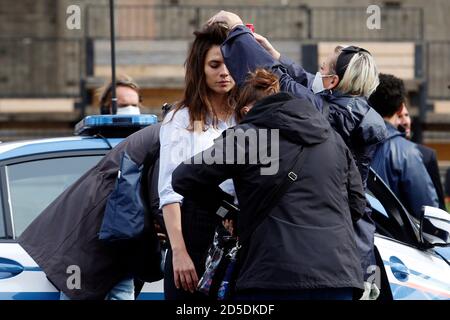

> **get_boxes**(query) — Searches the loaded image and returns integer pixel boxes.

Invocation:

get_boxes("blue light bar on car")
[74,114,158,136]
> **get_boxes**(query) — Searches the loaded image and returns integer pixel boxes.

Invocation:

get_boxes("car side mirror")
[420,206,450,247]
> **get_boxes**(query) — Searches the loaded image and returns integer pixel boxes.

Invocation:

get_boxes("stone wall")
[1,0,449,99]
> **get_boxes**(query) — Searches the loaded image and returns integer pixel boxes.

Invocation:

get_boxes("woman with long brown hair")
[158,22,237,300]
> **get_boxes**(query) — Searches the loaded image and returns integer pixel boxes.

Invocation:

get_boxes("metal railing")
[427,41,450,100]
[2,4,446,102]
[0,38,83,98]
[85,4,310,40]
[85,5,423,41]
[310,6,423,41]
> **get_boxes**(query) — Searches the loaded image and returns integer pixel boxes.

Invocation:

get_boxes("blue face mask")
[311,72,334,94]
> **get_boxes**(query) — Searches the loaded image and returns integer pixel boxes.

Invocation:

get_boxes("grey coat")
[19,123,161,300]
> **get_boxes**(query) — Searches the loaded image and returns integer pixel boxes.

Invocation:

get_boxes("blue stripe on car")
[0,292,165,300]
[0,292,60,300]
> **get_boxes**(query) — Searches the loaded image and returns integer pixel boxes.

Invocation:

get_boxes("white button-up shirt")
[158,108,236,208]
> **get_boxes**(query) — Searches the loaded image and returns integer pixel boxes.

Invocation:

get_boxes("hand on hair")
[207,10,243,30]
[253,33,281,60]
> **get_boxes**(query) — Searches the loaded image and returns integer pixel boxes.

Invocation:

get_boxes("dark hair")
[236,69,280,122]
[368,73,406,118]
[98,76,142,114]
[173,22,237,131]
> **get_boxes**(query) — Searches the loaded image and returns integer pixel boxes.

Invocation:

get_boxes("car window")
[366,190,399,239]
[5,155,103,238]
[366,193,388,218]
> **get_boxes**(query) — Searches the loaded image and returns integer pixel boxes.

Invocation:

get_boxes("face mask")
[116,105,141,115]
[311,72,333,94]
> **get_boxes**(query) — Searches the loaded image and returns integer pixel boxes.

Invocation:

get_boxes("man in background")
[98,75,142,115]
[369,74,439,219]
[397,104,446,210]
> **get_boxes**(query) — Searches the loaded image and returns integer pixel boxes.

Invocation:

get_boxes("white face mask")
[116,105,141,115]
[311,72,333,94]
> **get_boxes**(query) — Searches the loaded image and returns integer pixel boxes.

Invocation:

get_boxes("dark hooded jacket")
[371,122,439,219]
[172,93,365,291]
[221,26,387,283]
[18,123,162,300]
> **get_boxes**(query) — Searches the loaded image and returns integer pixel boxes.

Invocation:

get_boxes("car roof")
[0,136,123,161]
[0,114,159,162]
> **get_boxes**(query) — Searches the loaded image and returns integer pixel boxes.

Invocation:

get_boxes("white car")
[0,115,163,300]
[367,170,450,299]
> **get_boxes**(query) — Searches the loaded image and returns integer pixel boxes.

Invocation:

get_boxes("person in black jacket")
[397,103,446,210]
[172,70,366,300]
[369,74,439,219]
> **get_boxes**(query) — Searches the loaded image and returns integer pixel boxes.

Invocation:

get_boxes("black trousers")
[163,199,221,300]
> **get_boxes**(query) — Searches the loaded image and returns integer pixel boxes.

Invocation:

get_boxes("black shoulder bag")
[198,146,309,300]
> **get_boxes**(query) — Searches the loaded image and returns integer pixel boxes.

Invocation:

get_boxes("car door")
[374,235,450,299]
[0,153,104,299]
[368,169,450,300]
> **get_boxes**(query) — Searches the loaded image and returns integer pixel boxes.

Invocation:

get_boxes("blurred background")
[0,0,449,192]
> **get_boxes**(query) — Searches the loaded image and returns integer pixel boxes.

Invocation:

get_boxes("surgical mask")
[116,105,141,115]
[311,72,334,94]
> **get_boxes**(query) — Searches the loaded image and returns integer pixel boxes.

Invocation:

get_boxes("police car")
[0,114,164,300]
[367,171,450,299]
[0,115,449,300]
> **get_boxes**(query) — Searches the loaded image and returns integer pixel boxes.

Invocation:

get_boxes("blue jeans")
[235,288,354,300]
[60,277,135,300]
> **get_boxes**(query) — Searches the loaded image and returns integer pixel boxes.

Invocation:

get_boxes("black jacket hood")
[240,92,330,145]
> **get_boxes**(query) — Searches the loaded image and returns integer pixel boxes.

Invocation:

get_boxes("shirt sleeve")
[158,110,196,208]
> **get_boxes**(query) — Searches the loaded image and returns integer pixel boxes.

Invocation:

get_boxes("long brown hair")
[236,68,280,122]
[173,23,237,131]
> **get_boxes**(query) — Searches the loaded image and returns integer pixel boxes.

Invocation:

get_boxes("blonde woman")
[209,11,387,299]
